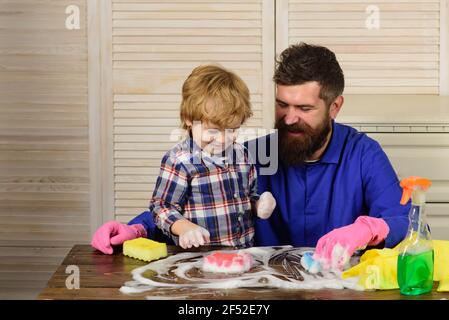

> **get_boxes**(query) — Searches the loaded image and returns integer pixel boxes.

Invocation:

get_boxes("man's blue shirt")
[129,121,409,248]
[248,121,409,248]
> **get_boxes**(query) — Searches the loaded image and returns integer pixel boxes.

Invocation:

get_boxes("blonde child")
[91,65,275,252]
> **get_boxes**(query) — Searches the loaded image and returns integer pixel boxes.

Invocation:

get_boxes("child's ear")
[185,120,192,127]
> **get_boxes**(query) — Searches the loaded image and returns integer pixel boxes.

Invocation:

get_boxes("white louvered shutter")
[280,0,440,94]
[111,0,274,222]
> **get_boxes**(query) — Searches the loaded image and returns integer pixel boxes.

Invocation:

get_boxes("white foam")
[119,246,363,298]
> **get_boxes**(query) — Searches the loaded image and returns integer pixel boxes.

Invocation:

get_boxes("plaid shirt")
[150,137,259,248]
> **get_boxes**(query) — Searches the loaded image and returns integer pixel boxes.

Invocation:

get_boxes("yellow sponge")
[123,238,168,262]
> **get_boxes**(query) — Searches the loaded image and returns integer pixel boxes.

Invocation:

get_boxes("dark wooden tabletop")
[38,245,449,300]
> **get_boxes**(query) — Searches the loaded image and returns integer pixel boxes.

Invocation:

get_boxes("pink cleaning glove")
[313,216,390,270]
[91,221,147,254]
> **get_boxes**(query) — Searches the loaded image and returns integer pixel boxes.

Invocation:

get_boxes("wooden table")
[38,245,449,300]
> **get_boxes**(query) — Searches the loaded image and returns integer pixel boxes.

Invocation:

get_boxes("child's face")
[188,120,240,155]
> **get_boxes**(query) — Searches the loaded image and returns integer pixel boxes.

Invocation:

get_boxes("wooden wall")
[0,0,90,299]
[280,0,441,94]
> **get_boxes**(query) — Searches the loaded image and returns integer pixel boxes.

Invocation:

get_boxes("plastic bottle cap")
[400,176,432,205]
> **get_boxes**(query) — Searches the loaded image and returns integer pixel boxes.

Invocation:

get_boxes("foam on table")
[120,247,363,299]
[123,238,167,262]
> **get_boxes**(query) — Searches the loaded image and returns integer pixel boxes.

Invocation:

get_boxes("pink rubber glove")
[91,221,147,254]
[313,216,390,271]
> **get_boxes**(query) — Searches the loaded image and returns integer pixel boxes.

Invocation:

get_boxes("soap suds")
[120,246,363,299]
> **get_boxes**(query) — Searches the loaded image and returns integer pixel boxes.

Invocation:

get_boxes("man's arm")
[126,210,170,243]
[314,136,409,270]
[361,138,410,248]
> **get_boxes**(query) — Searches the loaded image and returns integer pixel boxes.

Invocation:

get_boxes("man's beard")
[275,114,332,166]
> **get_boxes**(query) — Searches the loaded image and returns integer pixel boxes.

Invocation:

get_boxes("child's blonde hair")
[180,65,252,130]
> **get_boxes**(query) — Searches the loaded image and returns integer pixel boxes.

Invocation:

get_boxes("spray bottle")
[397,176,434,295]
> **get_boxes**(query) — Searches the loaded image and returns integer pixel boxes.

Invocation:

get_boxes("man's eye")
[277,102,288,108]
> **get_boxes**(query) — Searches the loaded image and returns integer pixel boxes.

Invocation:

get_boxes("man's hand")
[256,191,276,219]
[91,221,147,254]
[171,219,211,249]
[313,216,390,271]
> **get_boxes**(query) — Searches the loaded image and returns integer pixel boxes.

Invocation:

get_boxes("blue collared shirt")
[247,121,409,248]
[130,121,409,248]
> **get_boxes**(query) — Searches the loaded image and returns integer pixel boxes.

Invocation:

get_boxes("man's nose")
[284,107,299,126]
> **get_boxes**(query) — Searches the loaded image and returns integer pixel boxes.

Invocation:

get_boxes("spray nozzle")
[400,176,432,205]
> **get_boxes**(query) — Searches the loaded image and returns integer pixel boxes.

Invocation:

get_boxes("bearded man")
[102,43,409,271]
[250,43,409,269]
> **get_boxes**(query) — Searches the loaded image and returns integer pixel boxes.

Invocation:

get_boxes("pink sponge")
[202,251,254,274]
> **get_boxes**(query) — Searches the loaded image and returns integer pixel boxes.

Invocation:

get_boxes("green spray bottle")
[397,176,434,295]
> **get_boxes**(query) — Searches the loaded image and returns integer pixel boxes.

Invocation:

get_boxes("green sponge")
[123,238,168,262]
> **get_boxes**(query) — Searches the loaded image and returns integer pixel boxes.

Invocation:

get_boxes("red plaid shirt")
[150,138,259,248]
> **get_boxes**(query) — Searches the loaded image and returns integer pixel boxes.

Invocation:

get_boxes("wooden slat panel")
[289,3,439,11]
[291,37,439,46]
[115,183,155,191]
[114,61,263,69]
[115,174,159,183]
[344,87,438,94]
[427,204,449,240]
[113,0,261,2]
[0,2,90,287]
[113,20,261,29]
[0,0,89,240]
[290,11,440,20]
[112,0,269,222]
[339,95,449,124]
[113,36,262,45]
[112,3,261,11]
[289,0,439,2]
[366,133,449,202]
[113,28,262,36]
[289,20,439,28]
[287,0,440,94]
[113,52,262,61]
[113,11,262,20]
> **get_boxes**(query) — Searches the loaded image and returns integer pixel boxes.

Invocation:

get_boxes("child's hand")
[179,226,211,249]
[256,191,276,219]
[172,219,211,249]
[91,221,147,254]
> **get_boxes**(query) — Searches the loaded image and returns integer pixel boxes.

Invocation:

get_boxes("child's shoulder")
[161,139,197,165]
